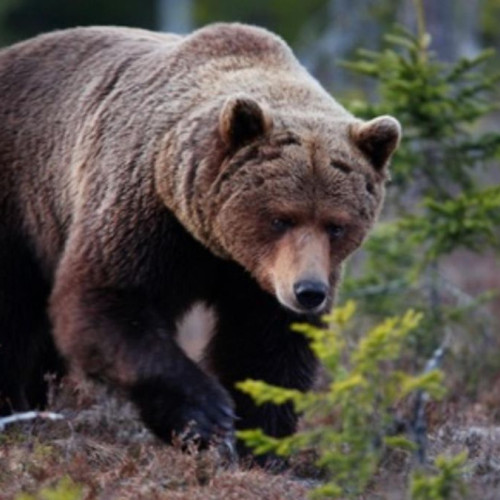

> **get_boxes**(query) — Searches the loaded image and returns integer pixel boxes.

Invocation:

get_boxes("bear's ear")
[350,115,402,171]
[219,95,273,149]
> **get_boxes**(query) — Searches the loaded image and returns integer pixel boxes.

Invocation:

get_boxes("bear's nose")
[293,280,328,310]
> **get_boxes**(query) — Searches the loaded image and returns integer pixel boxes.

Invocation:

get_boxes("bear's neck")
[154,107,230,259]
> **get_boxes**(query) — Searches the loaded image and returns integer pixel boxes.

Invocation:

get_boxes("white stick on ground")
[0,411,64,432]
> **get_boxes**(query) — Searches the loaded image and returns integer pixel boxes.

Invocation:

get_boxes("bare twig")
[0,411,65,432]
[411,323,452,464]
[412,352,442,463]
[409,264,496,464]
[345,279,407,298]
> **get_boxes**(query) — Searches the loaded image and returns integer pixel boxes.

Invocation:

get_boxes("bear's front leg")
[210,273,318,453]
[50,242,235,445]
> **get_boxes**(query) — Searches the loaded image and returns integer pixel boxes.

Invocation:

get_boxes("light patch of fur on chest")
[175,301,217,366]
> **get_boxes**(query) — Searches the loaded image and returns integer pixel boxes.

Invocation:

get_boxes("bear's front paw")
[174,391,235,445]
[131,375,235,447]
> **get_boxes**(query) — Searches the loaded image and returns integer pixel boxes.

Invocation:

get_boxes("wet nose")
[293,280,328,310]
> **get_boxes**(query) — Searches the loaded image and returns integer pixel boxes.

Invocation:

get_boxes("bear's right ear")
[219,95,273,149]
[350,115,402,171]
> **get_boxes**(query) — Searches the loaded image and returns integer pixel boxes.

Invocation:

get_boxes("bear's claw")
[175,398,235,445]
[131,373,235,447]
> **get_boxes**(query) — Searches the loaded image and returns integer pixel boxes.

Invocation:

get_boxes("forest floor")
[1,374,500,500]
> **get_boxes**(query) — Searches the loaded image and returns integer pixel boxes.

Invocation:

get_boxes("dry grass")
[2,375,500,500]
[0,378,311,500]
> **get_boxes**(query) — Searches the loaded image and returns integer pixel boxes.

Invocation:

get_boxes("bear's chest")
[175,301,217,368]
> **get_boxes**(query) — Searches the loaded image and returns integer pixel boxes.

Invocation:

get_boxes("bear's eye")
[331,160,352,175]
[366,181,375,195]
[326,224,345,240]
[271,217,295,233]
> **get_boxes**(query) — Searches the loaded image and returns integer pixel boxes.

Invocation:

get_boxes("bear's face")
[211,96,401,314]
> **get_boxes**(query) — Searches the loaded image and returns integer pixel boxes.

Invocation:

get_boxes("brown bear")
[0,23,400,450]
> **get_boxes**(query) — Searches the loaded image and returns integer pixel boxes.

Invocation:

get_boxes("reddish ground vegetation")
[2,373,500,500]
[1,377,312,499]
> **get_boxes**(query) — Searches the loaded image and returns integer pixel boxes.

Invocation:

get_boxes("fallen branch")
[0,411,64,432]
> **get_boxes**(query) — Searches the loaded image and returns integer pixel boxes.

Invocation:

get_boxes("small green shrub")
[237,302,456,499]
[16,476,83,500]
[340,0,500,396]
[411,452,468,500]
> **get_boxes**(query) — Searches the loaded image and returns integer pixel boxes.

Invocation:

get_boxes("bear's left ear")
[350,115,402,171]
[219,94,273,149]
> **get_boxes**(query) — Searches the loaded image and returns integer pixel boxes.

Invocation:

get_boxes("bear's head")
[206,95,401,314]
[159,94,401,315]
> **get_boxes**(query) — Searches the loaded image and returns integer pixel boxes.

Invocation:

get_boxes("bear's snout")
[293,280,328,311]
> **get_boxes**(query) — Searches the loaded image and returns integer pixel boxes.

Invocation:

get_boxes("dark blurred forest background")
[2,0,500,86]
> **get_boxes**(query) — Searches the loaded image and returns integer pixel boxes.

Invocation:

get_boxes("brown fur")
[0,23,400,446]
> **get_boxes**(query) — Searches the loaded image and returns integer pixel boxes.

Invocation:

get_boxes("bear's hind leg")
[0,230,61,414]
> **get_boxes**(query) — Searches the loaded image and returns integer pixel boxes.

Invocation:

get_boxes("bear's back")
[165,24,344,120]
[0,26,186,265]
[0,23,332,200]
[0,26,181,192]
[0,23,346,272]
[168,23,296,71]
